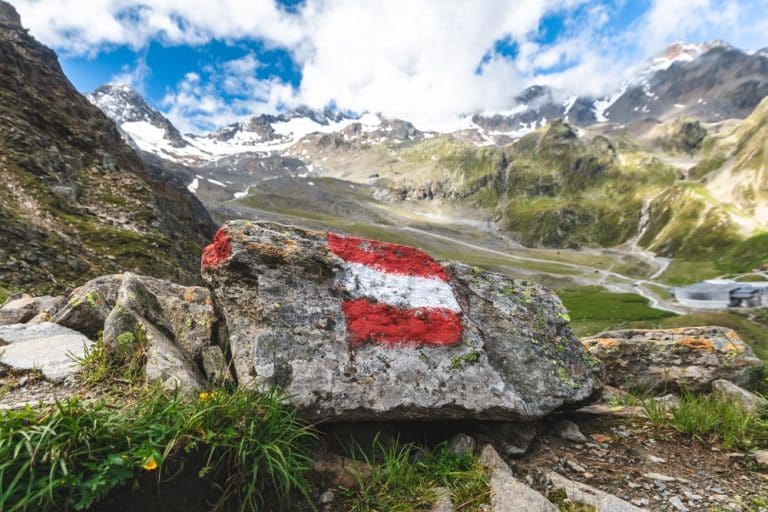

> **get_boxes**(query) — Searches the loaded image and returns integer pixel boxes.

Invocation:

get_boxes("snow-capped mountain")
[89,84,387,165]
[90,40,768,169]
[88,84,188,148]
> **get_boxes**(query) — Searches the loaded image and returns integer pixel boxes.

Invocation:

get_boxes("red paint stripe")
[202,228,232,269]
[341,299,462,346]
[327,232,449,280]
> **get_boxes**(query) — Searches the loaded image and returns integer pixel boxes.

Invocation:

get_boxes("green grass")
[558,286,676,337]
[0,283,13,305]
[0,386,316,511]
[642,390,768,450]
[342,439,490,511]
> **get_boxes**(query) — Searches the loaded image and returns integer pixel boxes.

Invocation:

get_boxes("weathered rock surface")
[13,273,218,392]
[202,221,599,421]
[711,379,768,412]
[98,273,213,391]
[0,294,65,326]
[429,487,454,512]
[547,472,647,512]
[0,322,74,344]
[0,323,92,381]
[479,445,556,512]
[582,327,762,392]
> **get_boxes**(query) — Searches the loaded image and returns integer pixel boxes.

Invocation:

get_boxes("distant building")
[674,279,768,308]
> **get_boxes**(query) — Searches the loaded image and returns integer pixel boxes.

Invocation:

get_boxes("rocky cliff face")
[0,1,216,294]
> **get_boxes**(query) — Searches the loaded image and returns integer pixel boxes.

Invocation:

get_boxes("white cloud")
[111,53,150,92]
[11,0,768,131]
[161,58,298,133]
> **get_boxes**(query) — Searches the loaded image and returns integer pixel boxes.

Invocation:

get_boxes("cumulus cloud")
[161,56,298,133]
[11,0,768,131]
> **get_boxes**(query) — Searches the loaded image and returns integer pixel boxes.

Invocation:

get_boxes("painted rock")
[202,221,599,421]
[582,327,763,392]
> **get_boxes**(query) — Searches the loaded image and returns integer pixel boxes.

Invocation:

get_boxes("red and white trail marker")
[327,232,463,347]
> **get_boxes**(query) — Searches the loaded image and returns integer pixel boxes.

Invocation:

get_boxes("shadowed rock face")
[582,327,764,392]
[202,220,599,422]
[0,0,215,294]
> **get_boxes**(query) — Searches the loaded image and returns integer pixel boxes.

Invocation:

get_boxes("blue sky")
[12,0,767,131]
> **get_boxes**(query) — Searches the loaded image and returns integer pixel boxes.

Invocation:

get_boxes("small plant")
[343,438,490,511]
[548,488,597,511]
[77,327,147,386]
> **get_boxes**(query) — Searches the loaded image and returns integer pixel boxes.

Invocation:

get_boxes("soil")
[514,412,768,511]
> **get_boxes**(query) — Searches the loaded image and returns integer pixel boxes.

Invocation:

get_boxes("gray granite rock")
[582,327,763,392]
[547,472,647,512]
[1,294,65,326]
[478,445,556,512]
[202,221,599,421]
[102,273,210,392]
[0,322,75,344]
[0,323,92,381]
[711,379,768,413]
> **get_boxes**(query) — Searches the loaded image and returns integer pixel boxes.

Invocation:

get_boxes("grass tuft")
[342,438,490,511]
[0,386,316,511]
[641,390,768,450]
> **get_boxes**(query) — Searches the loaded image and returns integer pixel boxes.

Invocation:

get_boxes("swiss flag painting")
[327,232,463,347]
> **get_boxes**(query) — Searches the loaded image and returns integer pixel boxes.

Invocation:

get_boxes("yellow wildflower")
[142,456,158,471]
[199,391,211,401]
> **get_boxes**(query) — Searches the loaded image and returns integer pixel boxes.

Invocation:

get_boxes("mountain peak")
[89,83,188,149]
[0,1,21,29]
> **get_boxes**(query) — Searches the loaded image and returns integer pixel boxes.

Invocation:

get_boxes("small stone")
[632,498,650,506]
[643,472,676,482]
[591,433,613,444]
[566,459,587,473]
[669,496,689,511]
[751,450,768,466]
[312,453,371,488]
[319,490,335,504]
[430,487,453,512]
[712,379,768,413]
[447,433,477,456]
[646,454,667,464]
[201,345,231,383]
[552,419,588,443]
[654,394,679,409]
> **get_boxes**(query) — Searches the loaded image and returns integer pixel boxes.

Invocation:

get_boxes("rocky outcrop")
[582,327,763,392]
[45,273,218,390]
[0,0,215,294]
[202,220,599,421]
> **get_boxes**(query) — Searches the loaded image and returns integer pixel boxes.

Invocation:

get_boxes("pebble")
[319,490,334,504]
[553,419,588,443]
[669,496,688,511]
[644,472,676,482]
[565,459,586,473]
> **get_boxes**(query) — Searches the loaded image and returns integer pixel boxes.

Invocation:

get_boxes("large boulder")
[202,221,599,421]
[582,327,763,392]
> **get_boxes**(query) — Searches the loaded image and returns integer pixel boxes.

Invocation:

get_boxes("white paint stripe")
[337,261,460,311]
